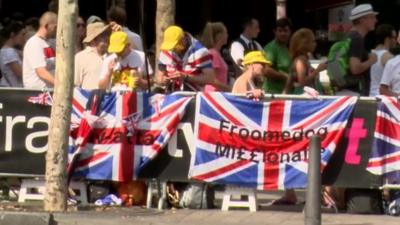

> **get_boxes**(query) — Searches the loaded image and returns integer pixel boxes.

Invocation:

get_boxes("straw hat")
[82,22,110,44]
[349,4,378,21]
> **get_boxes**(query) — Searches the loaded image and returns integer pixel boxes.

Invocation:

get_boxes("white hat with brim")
[349,4,378,21]
[83,22,110,44]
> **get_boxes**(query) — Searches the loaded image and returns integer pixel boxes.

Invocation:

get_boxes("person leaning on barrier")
[200,22,231,92]
[155,25,215,92]
[98,31,153,91]
[232,50,271,100]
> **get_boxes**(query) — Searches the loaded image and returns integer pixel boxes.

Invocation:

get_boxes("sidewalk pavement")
[54,208,398,225]
[2,190,398,225]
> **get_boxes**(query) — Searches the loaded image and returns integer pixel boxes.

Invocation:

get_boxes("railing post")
[305,135,321,225]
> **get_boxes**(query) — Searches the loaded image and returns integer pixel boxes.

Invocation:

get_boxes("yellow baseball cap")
[108,31,129,53]
[160,25,184,50]
[243,51,271,66]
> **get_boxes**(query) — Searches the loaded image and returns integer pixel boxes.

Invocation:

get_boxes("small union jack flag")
[27,92,53,106]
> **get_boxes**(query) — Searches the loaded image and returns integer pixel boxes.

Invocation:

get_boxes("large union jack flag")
[69,88,192,182]
[367,96,400,183]
[189,92,356,190]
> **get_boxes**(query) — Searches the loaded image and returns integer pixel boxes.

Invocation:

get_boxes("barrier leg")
[305,135,321,225]
[158,181,167,210]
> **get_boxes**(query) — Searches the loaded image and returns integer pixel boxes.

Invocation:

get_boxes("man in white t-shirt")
[23,11,57,89]
[98,31,153,90]
[380,55,400,96]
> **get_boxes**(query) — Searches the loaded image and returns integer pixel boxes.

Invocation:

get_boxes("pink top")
[204,48,228,92]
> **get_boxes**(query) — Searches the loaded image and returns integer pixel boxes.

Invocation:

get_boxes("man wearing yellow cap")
[232,51,271,99]
[98,31,153,90]
[156,25,215,92]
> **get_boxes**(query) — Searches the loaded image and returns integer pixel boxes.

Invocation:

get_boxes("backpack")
[327,38,351,88]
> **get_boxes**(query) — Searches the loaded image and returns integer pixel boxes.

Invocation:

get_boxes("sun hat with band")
[243,51,271,66]
[349,4,378,21]
[108,31,129,54]
[82,22,110,44]
[160,25,185,50]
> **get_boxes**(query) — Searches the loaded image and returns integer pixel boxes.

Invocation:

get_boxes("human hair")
[25,17,39,31]
[200,22,226,48]
[289,28,314,59]
[375,24,395,45]
[241,17,255,31]
[1,20,24,40]
[107,6,127,25]
[275,17,292,30]
[48,0,58,13]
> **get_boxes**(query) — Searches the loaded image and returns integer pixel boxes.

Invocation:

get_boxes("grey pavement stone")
[0,212,56,225]
[53,209,399,225]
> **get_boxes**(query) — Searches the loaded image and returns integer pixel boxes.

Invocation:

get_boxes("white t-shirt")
[380,55,400,94]
[122,27,144,51]
[369,49,388,97]
[23,35,56,89]
[100,50,153,90]
[0,47,23,87]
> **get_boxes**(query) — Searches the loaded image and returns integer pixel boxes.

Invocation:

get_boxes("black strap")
[236,37,252,55]
[86,89,106,116]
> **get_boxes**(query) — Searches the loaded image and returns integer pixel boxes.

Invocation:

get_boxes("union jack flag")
[27,92,53,106]
[69,88,192,182]
[189,92,356,190]
[367,96,400,183]
[158,34,212,91]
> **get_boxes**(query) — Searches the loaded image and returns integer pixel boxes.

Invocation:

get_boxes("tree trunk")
[44,0,78,212]
[155,0,175,61]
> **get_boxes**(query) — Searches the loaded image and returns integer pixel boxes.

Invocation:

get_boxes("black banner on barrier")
[0,89,50,176]
[322,99,381,188]
[0,89,381,188]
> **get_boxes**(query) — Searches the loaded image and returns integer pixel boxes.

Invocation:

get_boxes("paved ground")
[53,208,398,225]
[2,190,398,225]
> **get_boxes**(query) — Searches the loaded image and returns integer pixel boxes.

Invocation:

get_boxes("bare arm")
[185,68,215,86]
[265,67,289,81]
[210,68,231,92]
[98,71,112,89]
[380,84,398,97]
[349,53,377,75]
[381,52,393,67]
[35,67,54,85]
[98,58,116,89]
[8,61,22,77]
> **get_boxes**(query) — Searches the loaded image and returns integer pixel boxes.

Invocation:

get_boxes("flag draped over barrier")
[367,96,400,183]
[68,88,192,182]
[189,92,357,190]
